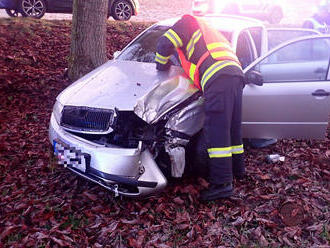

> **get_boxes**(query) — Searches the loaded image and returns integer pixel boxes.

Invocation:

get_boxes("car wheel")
[19,0,46,19]
[5,9,20,17]
[268,6,283,24]
[112,0,132,21]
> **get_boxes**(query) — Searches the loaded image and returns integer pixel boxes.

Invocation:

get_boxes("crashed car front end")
[49,59,204,197]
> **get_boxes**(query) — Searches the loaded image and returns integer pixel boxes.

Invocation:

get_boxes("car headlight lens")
[52,100,64,125]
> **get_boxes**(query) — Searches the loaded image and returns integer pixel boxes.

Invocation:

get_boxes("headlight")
[52,100,64,125]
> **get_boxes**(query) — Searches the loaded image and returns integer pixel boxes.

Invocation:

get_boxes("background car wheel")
[268,6,283,24]
[19,0,46,19]
[112,0,132,21]
[5,9,20,17]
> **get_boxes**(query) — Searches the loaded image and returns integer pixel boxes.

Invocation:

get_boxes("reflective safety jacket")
[155,15,243,91]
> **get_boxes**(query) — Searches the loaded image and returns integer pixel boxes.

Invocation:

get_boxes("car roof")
[157,14,263,33]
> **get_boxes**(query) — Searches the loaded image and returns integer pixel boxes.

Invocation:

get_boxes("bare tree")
[68,0,108,81]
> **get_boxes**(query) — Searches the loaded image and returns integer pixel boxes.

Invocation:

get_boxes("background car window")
[236,31,255,69]
[252,38,330,83]
[118,25,180,65]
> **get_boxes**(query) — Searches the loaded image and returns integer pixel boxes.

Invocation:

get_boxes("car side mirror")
[245,70,263,86]
[113,51,121,59]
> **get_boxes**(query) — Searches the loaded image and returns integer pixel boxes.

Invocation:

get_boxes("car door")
[242,36,330,139]
[266,28,321,51]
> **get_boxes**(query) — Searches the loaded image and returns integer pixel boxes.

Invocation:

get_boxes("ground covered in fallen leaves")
[0,18,329,247]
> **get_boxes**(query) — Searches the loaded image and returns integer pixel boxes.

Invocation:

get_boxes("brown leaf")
[51,237,70,247]
[325,150,330,158]
[173,197,185,205]
[121,218,138,225]
[231,216,245,226]
[260,174,271,180]
[177,224,190,230]
[197,177,209,188]
[186,227,195,239]
[100,221,119,235]
[305,223,323,232]
[0,226,18,241]
[83,191,97,201]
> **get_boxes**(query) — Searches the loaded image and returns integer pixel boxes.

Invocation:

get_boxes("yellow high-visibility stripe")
[232,144,244,154]
[207,145,244,158]
[211,51,237,60]
[155,53,171,65]
[207,42,233,51]
[208,147,232,152]
[201,61,241,91]
[186,30,202,59]
[155,57,167,64]
[209,153,232,158]
[164,29,183,48]
[208,146,232,158]
[189,63,196,81]
[156,53,171,60]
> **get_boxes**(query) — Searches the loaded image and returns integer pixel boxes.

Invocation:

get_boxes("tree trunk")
[68,0,108,81]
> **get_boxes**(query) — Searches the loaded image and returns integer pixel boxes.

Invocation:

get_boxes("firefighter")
[302,0,330,33]
[155,15,245,201]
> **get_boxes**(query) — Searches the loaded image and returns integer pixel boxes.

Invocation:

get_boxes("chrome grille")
[60,106,114,133]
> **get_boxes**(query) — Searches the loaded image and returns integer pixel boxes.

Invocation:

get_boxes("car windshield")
[117,25,233,64]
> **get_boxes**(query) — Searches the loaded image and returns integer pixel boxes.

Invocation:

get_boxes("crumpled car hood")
[57,60,187,111]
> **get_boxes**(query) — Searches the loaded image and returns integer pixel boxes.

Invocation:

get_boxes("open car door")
[242,35,330,139]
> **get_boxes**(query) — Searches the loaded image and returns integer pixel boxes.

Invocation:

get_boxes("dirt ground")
[0,0,321,24]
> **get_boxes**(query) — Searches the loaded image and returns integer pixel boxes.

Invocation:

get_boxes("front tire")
[111,0,133,21]
[5,9,20,17]
[19,0,46,19]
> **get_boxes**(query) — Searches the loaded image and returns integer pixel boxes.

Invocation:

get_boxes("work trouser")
[203,74,245,185]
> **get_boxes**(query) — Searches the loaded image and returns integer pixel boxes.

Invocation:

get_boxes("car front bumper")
[49,113,167,197]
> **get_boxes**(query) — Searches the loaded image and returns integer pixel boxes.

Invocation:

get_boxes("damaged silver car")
[49,16,330,197]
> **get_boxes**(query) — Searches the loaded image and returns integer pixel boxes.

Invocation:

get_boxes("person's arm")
[155,29,182,71]
[155,15,195,71]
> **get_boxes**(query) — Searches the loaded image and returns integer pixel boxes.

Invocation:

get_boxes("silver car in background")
[49,16,330,197]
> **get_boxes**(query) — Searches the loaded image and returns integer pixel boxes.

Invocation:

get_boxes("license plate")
[53,139,86,173]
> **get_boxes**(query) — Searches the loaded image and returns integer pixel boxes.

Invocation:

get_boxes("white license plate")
[53,139,86,173]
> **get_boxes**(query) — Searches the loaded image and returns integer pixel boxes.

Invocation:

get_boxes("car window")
[236,31,255,69]
[252,37,330,82]
[267,29,320,50]
[117,25,180,65]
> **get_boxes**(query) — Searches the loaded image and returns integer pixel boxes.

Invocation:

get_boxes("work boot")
[199,183,233,201]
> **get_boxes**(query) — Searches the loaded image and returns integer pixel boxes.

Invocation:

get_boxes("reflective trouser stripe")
[186,29,202,59]
[208,145,244,158]
[164,29,183,48]
[155,53,170,64]
[232,144,244,154]
[201,61,241,91]
[208,147,232,158]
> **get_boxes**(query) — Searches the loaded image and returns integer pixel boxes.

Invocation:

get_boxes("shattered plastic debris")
[266,154,285,163]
